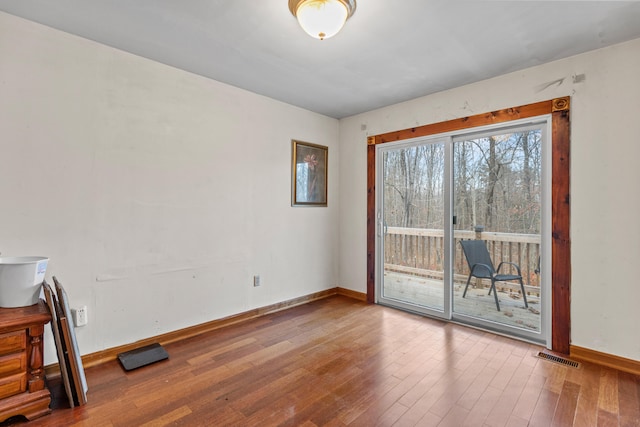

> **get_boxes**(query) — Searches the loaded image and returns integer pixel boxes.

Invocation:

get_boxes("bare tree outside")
[383,145,445,229]
[383,131,541,235]
[454,130,542,234]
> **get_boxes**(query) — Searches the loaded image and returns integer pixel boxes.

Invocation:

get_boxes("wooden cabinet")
[0,301,51,422]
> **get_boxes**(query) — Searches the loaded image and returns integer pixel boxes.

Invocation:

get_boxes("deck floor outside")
[383,271,541,332]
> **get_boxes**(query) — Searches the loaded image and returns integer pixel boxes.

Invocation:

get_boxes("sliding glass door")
[452,125,545,337]
[376,120,549,343]
[377,138,451,319]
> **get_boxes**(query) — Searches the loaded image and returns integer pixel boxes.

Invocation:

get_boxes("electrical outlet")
[72,305,88,327]
[253,275,261,287]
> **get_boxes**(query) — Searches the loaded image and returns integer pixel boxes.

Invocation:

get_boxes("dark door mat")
[118,343,169,371]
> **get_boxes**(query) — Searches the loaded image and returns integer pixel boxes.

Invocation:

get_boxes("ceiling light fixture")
[289,0,356,40]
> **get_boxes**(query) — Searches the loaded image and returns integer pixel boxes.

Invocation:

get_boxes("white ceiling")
[2,1,640,118]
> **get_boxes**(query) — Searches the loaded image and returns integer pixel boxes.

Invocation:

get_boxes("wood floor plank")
[350,360,430,423]
[371,401,409,426]
[483,359,534,426]
[528,389,560,427]
[396,356,447,408]
[551,380,580,426]
[461,385,503,426]
[573,364,601,427]
[544,362,568,395]
[326,390,376,425]
[457,364,496,411]
[186,336,258,366]
[597,409,620,427]
[488,353,524,391]
[230,367,311,416]
[183,401,246,426]
[435,404,470,427]
[291,364,362,417]
[394,359,466,424]
[2,296,637,427]
[429,357,485,418]
[598,367,620,415]
[504,414,529,427]
[510,366,546,421]
[618,371,640,427]
[139,405,191,426]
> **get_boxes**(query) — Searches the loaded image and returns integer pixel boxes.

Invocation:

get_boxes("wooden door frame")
[366,97,571,354]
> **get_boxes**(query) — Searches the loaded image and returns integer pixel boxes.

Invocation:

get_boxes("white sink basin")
[0,257,49,308]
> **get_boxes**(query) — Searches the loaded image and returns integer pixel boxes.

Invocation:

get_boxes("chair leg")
[463,275,472,298]
[491,279,500,311]
[519,278,528,308]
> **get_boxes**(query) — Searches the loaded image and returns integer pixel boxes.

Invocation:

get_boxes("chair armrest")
[496,261,522,276]
[470,263,493,277]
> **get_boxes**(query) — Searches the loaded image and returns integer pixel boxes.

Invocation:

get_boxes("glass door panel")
[378,141,449,317]
[452,127,543,335]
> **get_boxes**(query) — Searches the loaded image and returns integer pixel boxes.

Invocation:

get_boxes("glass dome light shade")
[295,0,349,40]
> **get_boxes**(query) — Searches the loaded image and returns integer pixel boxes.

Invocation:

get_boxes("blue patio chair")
[459,239,528,312]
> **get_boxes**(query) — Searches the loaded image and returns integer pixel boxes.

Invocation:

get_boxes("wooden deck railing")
[384,227,541,295]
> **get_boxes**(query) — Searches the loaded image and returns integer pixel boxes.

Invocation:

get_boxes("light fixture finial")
[289,0,356,40]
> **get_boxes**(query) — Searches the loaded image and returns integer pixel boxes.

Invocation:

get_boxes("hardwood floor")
[3,296,639,426]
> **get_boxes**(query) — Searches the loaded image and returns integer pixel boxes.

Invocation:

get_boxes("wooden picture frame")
[42,280,75,408]
[53,276,88,406]
[292,140,328,206]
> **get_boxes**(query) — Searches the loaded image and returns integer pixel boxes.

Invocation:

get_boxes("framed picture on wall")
[291,140,328,206]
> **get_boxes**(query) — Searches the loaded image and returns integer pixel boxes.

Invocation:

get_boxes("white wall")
[339,39,640,361]
[0,12,340,365]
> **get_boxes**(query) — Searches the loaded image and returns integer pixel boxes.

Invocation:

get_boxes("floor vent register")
[536,351,580,368]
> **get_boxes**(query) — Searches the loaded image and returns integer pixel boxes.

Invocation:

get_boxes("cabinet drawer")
[0,330,26,355]
[0,372,27,399]
[0,352,26,377]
